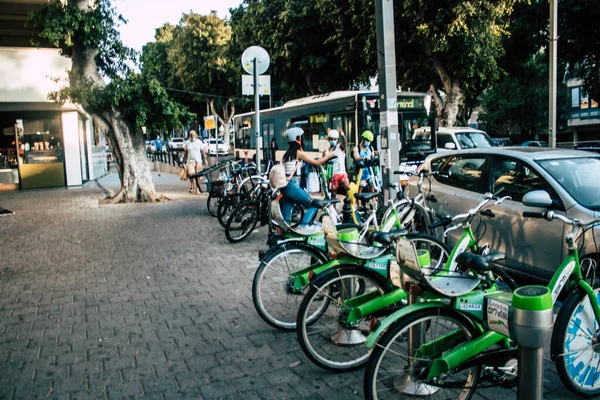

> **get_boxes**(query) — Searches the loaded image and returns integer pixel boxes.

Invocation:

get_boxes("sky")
[114,0,243,52]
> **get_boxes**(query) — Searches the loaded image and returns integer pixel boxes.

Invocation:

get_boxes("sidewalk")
[0,173,589,399]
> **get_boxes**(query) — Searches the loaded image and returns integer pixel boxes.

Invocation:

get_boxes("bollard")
[510,286,553,400]
[484,286,553,400]
[342,197,352,223]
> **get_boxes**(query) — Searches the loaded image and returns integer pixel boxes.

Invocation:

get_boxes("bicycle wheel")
[225,200,259,243]
[239,175,264,199]
[207,192,222,217]
[296,267,394,372]
[405,233,451,275]
[252,244,329,330]
[217,193,248,228]
[364,307,481,400]
[552,288,600,397]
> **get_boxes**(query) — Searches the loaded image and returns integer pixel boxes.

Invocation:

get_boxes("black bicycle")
[224,180,303,243]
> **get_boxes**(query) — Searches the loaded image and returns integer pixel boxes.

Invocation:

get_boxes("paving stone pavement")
[0,172,595,399]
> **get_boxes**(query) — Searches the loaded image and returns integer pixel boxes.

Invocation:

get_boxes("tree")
[142,12,239,138]
[559,0,600,99]
[230,0,519,127]
[28,0,192,202]
[229,0,371,100]
[479,53,549,140]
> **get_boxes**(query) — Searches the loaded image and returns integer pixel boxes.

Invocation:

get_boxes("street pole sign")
[241,46,270,172]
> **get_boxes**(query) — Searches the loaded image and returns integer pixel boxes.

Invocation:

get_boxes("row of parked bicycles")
[199,157,600,398]
[224,163,599,399]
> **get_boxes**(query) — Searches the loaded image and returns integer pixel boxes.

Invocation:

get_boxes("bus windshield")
[360,94,436,160]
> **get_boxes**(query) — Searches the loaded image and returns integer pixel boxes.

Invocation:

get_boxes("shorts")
[186,162,201,177]
[330,173,349,190]
[360,179,370,188]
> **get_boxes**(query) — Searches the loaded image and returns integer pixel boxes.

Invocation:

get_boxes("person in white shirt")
[322,129,349,196]
[184,130,208,194]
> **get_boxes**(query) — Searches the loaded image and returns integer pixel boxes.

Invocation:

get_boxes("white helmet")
[285,127,304,142]
[328,130,339,139]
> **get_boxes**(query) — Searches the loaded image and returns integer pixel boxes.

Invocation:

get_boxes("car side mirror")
[444,142,457,150]
[522,190,553,208]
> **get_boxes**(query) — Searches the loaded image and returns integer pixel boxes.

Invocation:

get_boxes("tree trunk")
[70,0,157,203]
[425,45,463,127]
[210,99,235,142]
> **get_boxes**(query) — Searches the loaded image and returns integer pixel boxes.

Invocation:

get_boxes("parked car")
[492,137,513,147]
[169,137,185,151]
[435,127,496,152]
[206,138,229,156]
[520,140,548,147]
[572,142,600,154]
[406,147,600,286]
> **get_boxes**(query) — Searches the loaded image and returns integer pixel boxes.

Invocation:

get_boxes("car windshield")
[209,140,225,145]
[538,157,600,210]
[455,132,494,149]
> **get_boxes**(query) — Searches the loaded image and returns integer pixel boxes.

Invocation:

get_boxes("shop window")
[20,116,63,164]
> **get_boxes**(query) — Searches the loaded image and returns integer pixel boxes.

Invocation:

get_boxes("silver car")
[406,147,600,284]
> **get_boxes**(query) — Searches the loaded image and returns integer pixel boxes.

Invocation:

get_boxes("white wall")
[62,111,83,186]
[0,47,70,102]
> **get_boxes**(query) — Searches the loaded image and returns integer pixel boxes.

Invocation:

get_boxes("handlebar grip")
[523,211,545,218]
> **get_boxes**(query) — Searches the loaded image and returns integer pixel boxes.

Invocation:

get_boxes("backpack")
[269,163,288,188]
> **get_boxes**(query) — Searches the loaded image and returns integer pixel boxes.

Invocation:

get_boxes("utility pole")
[375,0,400,201]
[549,0,557,148]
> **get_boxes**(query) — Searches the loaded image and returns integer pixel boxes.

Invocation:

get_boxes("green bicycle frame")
[369,242,600,382]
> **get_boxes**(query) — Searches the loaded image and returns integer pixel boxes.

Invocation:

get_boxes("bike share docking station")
[484,286,554,399]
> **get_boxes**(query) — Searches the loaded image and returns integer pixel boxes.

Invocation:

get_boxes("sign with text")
[204,116,216,130]
[241,75,271,96]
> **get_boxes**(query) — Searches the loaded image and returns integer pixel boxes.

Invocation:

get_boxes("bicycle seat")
[456,252,506,274]
[354,192,380,202]
[311,198,340,209]
[369,229,408,246]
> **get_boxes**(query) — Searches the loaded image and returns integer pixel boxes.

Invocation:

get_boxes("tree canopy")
[28,0,193,202]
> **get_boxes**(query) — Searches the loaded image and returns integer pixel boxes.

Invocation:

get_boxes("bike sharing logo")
[487,299,510,337]
[552,261,575,305]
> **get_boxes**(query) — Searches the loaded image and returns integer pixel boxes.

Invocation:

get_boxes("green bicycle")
[252,186,443,331]
[295,193,514,372]
[364,189,600,399]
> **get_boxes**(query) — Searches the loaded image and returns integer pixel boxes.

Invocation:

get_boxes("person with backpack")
[278,127,335,226]
[353,130,375,192]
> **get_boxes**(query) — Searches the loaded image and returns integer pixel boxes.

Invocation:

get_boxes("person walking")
[322,129,349,196]
[184,130,208,194]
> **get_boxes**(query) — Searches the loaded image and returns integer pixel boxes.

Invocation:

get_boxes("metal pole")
[517,347,544,400]
[215,113,219,166]
[254,58,262,172]
[375,0,400,202]
[549,0,558,148]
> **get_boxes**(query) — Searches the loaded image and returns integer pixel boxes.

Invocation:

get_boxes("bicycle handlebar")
[443,194,511,236]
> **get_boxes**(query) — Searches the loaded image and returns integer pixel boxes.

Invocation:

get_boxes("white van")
[436,127,495,151]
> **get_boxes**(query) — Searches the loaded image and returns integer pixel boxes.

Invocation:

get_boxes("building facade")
[563,78,600,145]
[0,0,107,190]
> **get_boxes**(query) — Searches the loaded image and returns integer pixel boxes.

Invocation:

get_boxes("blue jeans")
[280,178,318,226]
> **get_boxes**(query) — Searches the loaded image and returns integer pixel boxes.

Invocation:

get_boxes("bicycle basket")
[209,180,226,195]
[395,237,480,297]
